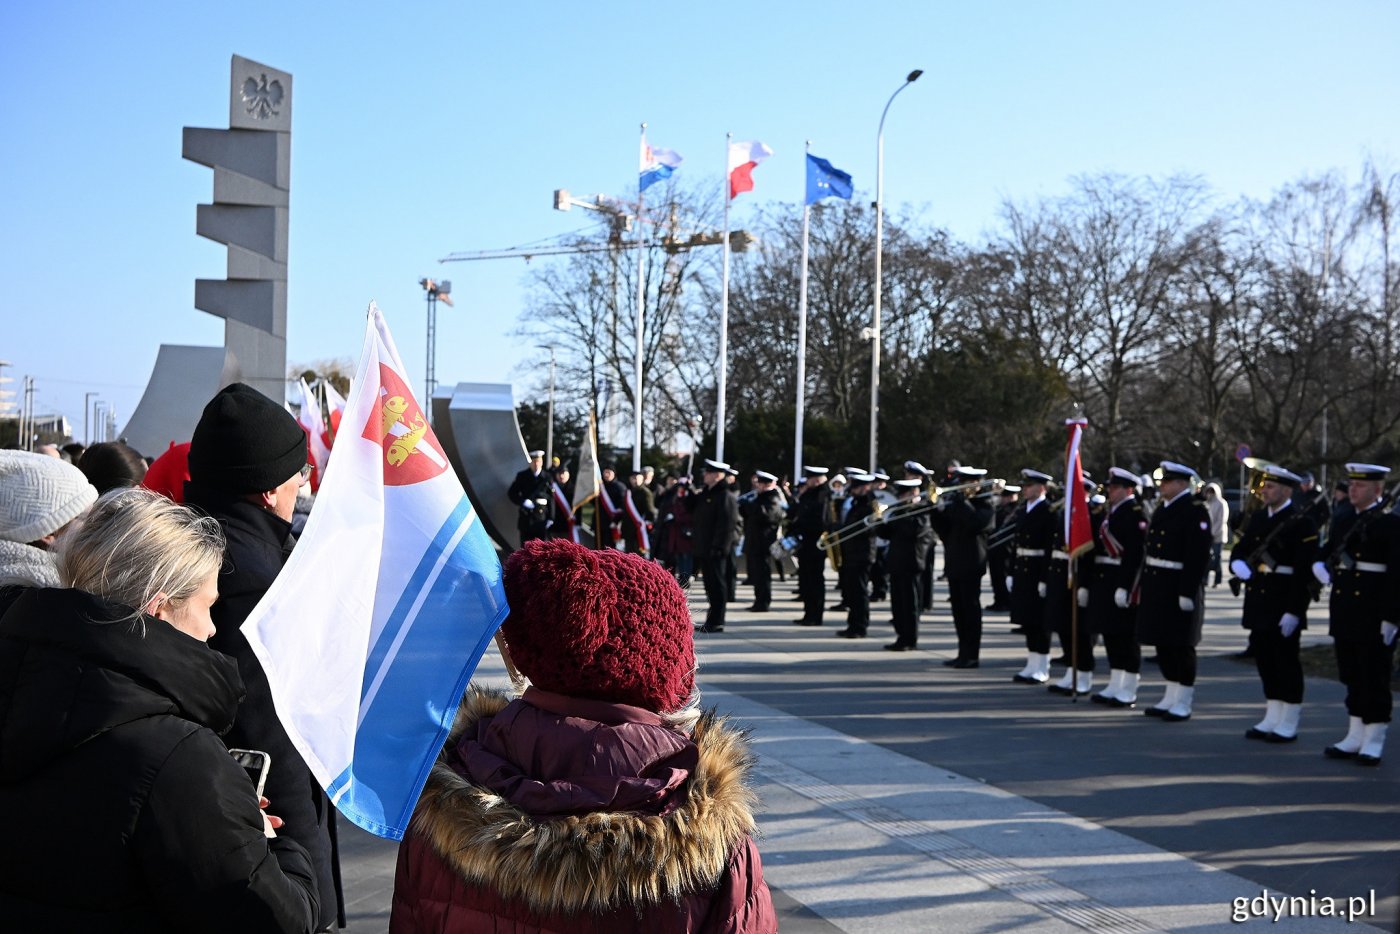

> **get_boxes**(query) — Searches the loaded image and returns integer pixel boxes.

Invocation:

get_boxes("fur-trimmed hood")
[408,685,761,916]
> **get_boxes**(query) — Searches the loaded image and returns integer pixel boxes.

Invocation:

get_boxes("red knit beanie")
[502,538,695,712]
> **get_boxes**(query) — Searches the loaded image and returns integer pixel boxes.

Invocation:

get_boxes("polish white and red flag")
[1064,418,1094,577]
[728,139,773,199]
[296,377,331,492]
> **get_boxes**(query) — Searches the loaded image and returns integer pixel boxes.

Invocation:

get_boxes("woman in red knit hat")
[390,538,776,933]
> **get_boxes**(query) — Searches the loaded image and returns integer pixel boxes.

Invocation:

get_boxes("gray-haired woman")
[0,487,319,932]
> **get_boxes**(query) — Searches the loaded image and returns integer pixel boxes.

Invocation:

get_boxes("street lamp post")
[870,68,922,471]
[419,278,453,413]
[84,392,98,446]
[93,402,108,444]
[538,345,556,467]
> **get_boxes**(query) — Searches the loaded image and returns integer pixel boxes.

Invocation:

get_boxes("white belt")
[1095,556,1122,566]
[1018,549,1046,557]
[1145,556,1184,570]
[1051,550,1070,561]
[1356,561,1389,573]
[1267,565,1294,575]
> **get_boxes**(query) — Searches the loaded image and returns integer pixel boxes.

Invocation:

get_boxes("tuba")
[822,493,844,572]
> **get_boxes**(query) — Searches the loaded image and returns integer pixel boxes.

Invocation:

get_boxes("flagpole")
[717,131,732,463]
[634,122,647,473]
[795,141,811,483]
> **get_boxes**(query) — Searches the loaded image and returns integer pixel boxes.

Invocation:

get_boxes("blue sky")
[2,1,1397,445]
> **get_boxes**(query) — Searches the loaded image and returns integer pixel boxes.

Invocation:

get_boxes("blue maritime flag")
[805,154,853,205]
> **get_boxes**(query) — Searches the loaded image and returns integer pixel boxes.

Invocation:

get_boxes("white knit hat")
[0,450,99,544]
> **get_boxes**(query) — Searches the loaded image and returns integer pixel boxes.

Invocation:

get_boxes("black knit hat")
[189,383,308,493]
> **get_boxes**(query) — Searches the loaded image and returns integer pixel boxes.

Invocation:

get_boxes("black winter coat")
[0,588,319,932]
[185,484,339,931]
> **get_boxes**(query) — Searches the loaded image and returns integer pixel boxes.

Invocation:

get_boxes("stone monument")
[122,55,292,454]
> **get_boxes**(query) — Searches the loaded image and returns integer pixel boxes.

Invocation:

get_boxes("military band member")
[928,466,994,667]
[1011,469,1055,683]
[905,461,938,609]
[1138,461,1213,722]
[836,473,879,638]
[879,478,935,650]
[985,483,1018,611]
[507,449,553,544]
[1229,464,1319,743]
[791,466,831,626]
[739,470,786,612]
[1315,463,1400,765]
[690,459,739,634]
[1087,468,1148,707]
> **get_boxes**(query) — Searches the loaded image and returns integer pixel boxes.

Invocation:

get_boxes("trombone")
[817,479,998,551]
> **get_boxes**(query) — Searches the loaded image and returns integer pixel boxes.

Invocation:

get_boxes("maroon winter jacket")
[390,687,776,934]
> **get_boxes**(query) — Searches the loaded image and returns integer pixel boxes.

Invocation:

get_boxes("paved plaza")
[336,562,1398,932]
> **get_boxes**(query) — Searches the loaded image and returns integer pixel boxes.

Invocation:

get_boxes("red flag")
[1064,418,1093,570]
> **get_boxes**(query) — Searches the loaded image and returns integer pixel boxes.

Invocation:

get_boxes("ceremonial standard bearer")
[1087,468,1148,707]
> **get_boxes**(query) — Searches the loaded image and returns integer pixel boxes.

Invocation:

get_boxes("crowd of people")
[1,385,777,932]
[510,448,1399,768]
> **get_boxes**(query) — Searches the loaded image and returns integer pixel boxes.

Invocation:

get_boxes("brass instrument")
[822,491,844,571]
[1239,455,1272,520]
[818,479,997,551]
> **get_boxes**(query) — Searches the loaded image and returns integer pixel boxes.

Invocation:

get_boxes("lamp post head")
[907,69,923,82]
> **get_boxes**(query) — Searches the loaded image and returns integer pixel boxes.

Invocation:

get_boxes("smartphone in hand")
[227,748,271,799]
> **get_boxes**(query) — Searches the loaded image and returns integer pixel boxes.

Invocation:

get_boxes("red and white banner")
[551,481,578,543]
[1064,418,1094,577]
[296,378,331,492]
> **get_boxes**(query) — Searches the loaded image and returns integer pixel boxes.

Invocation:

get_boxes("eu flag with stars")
[806,154,853,205]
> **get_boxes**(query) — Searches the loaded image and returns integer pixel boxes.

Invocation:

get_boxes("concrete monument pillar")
[122,55,293,454]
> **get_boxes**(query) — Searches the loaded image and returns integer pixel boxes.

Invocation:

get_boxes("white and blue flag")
[243,302,508,840]
[640,132,683,192]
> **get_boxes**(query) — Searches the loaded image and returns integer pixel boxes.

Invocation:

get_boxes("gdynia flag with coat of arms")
[243,301,508,840]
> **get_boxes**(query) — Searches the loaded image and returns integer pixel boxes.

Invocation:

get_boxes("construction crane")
[437,190,752,264]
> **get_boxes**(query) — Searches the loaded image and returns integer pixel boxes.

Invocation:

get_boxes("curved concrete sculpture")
[121,345,227,457]
[433,383,529,553]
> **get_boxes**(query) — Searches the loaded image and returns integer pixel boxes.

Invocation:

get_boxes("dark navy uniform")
[928,490,993,665]
[739,486,785,611]
[1084,494,1148,701]
[1324,501,1400,729]
[879,503,934,650]
[1136,489,1212,695]
[985,495,1017,610]
[690,477,739,633]
[837,490,879,637]
[791,479,831,626]
[1010,497,1054,655]
[1231,501,1319,711]
[507,466,552,544]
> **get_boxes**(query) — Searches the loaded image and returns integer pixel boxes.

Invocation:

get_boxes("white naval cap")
[702,458,731,472]
[892,477,924,489]
[1258,464,1303,487]
[903,460,933,476]
[952,466,988,479]
[1158,460,1198,481]
[527,449,545,458]
[1107,466,1140,486]
[802,465,829,476]
[1021,468,1052,484]
[847,472,876,484]
[1345,463,1390,480]
[754,470,778,482]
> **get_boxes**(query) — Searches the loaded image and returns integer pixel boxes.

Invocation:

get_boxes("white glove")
[1279,613,1300,638]
[1114,587,1129,609]
[1312,561,1331,585]
[1178,595,1195,612]
[1383,622,1398,646]
[1037,581,1047,598]
[1230,559,1252,581]
[1076,587,1089,607]
[1005,575,1013,593]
